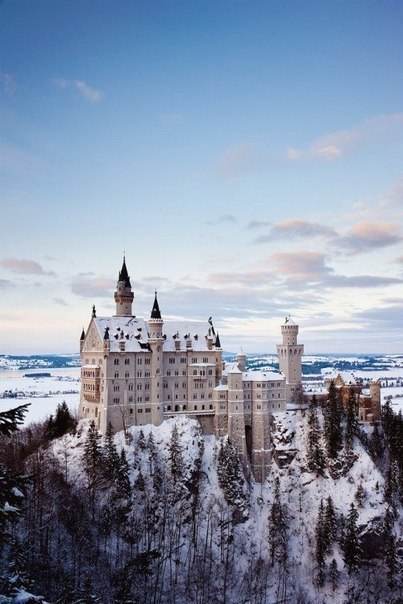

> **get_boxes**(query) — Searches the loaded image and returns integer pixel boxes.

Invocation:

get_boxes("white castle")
[79,258,304,480]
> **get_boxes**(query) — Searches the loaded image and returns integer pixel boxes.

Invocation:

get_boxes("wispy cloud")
[207,213,237,226]
[287,113,403,162]
[53,297,69,306]
[247,220,270,230]
[255,219,336,243]
[0,258,52,275]
[71,276,115,298]
[0,279,13,289]
[53,78,103,102]
[337,221,402,255]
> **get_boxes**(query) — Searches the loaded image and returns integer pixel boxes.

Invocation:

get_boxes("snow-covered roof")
[92,317,218,353]
[283,315,297,326]
[243,370,285,382]
[94,316,150,352]
[162,320,218,352]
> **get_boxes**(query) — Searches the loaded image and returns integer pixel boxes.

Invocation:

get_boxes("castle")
[79,258,304,480]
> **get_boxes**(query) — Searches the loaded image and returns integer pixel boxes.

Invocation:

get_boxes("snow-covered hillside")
[1,407,399,604]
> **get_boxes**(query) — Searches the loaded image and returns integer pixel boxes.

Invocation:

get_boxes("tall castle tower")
[276,316,304,402]
[114,257,134,316]
[148,292,164,426]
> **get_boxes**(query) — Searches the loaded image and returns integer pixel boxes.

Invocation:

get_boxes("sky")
[0,0,402,355]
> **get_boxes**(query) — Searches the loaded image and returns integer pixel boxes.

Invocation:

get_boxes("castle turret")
[227,367,248,466]
[80,327,85,352]
[114,257,134,316]
[276,316,304,403]
[236,349,247,372]
[148,291,164,425]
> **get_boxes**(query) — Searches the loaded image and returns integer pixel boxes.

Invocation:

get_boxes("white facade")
[79,259,304,480]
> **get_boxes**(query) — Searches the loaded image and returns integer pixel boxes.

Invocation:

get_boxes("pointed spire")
[103,327,110,340]
[118,256,131,288]
[92,304,96,318]
[80,327,85,341]
[215,332,221,348]
[150,290,162,320]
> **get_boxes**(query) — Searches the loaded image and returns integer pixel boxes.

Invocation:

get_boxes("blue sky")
[1,0,402,354]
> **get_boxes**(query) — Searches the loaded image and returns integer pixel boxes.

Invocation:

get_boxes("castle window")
[169,358,175,364]
[129,396,133,403]
[183,405,187,411]
[137,358,142,365]
[130,408,133,414]
[193,370,197,376]
[145,383,150,390]
[167,395,171,400]
[203,357,208,363]
[167,371,171,377]
[175,394,178,400]
[145,408,151,413]
[201,394,205,399]
[144,358,151,365]
[257,405,261,409]
[114,359,119,366]
[182,371,187,376]
[278,393,281,398]
[192,357,197,363]
[145,396,149,401]
[175,404,179,411]
[137,397,142,403]
[114,372,119,378]
[220,405,225,410]
[125,358,130,365]
[137,408,143,413]
[182,382,186,388]
[209,404,213,409]
[202,405,205,410]
[194,405,198,410]
[113,385,119,392]
[145,371,150,377]
[166,405,171,411]
[175,383,179,389]
[193,394,197,400]
[113,397,120,404]
[129,384,134,391]
[125,372,129,378]
[180,357,186,364]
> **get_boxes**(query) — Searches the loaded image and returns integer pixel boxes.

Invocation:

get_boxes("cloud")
[1,72,16,96]
[71,277,115,298]
[207,213,237,226]
[354,302,403,329]
[287,113,403,162]
[53,78,103,102]
[53,297,69,306]
[0,257,49,275]
[395,255,403,265]
[255,219,336,243]
[247,220,270,230]
[337,221,402,254]
[216,145,266,178]
[268,251,402,289]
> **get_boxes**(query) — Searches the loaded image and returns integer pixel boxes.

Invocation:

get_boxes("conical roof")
[150,291,162,319]
[118,257,132,288]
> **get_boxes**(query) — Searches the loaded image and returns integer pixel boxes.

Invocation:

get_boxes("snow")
[0,368,79,425]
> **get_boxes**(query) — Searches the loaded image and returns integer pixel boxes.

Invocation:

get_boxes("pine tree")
[383,506,397,588]
[217,438,248,515]
[307,396,325,475]
[343,502,361,574]
[329,558,339,591]
[268,477,287,567]
[324,381,343,459]
[323,495,337,553]
[315,499,326,586]
[137,429,146,451]
[0,403,30,436]
[168,423,184,482]
[83,421,103,487]
[354,483,365,508]
[345,388,358,450]
[102,423,120,483]
[147,431,157,473]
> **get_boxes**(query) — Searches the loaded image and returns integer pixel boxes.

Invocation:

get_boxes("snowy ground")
[0,368,80,425]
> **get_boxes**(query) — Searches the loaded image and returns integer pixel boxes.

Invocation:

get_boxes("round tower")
[236,349,247,372]
[276,316,304,402]
[114,257,134,316]
[148,292,164,425]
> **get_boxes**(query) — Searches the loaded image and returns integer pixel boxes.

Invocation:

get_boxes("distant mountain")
[0,354,81,371]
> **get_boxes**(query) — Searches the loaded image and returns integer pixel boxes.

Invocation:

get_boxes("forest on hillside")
[0,393,402,604]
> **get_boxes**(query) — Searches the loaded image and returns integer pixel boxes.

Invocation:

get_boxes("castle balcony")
[163,409,215,417]
[81,365,101,403]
